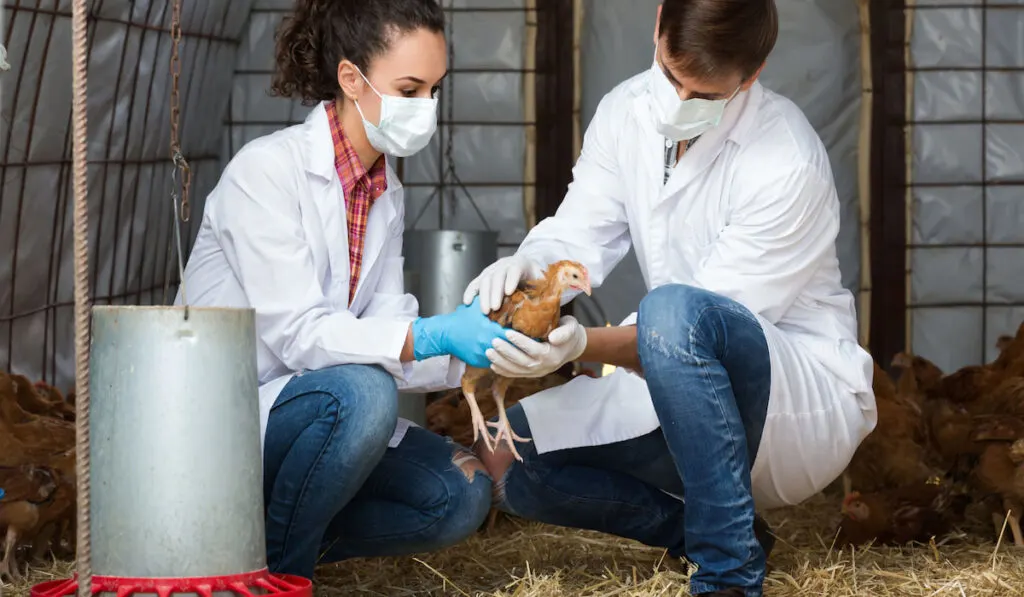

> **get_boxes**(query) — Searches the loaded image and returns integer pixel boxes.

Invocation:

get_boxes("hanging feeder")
[31,306,312,597]
[32,1,310,595]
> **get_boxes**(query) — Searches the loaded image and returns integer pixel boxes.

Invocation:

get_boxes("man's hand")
[486,316,587,378]
[463,255,545,314]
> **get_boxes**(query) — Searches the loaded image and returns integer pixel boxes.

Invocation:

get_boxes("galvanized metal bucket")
[401,229,499,424]
[89,305,266,578]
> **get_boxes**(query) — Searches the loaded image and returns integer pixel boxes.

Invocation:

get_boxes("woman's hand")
[411,297,512,368]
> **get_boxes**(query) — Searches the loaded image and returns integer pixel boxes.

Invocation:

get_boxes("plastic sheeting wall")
[0,1,250,388]
[575,0,864,329]
[907,2,1024,373]
[0,0,532,389]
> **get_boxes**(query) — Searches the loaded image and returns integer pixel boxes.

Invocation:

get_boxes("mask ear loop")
[351,64,385,124]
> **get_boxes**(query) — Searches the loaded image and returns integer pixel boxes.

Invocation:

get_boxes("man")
[463,1,877,595]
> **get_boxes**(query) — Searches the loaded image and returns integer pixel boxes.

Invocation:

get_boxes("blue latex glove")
[412,297,509,368]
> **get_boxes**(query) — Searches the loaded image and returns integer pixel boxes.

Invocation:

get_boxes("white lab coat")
[513,72,877,510]
[176,102,463,453]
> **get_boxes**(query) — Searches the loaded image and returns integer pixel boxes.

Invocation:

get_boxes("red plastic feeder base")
[30,568,312,597]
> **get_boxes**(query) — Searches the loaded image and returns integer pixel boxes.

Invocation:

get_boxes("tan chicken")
[993,322,1024,372]
[0,465,59,581]
[843,361,937,494]
[461,260,591,461]
[30,380,75,422]
[891,352,944,405]
[836,478,970,547]
[924,397,979,470]
[969,416,1024,546]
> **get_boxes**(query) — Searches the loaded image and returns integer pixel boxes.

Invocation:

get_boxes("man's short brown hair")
[658,0,778,82]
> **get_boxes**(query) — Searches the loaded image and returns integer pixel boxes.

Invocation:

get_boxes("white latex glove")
[463,255,545,314]
[486,316,587,378]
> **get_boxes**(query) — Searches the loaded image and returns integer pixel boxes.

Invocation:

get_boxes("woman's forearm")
[400,324,416,362]
[580,325,641,372]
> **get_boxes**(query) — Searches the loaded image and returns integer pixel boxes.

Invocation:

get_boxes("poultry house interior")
[2,0,1024,595]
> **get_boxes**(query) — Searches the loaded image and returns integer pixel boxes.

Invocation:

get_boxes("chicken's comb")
[840,491,861,513]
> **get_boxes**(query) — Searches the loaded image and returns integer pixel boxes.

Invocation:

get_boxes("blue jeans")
[262,364,493,579]
[494,284,771,596]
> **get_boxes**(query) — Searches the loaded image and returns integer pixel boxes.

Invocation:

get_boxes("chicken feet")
[0,526,22,582]
[1006,500,1024,547]
[460,378,495,454]
[486,377,531,462]
[989,499,1024,547]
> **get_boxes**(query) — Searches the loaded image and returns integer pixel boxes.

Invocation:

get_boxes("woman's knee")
[323,364,397,425]
[290,364,399,450]
[424,448,493,547]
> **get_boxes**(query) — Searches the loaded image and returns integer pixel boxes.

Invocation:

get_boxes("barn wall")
[574,0,864,329]
[0,0,251,388]
[906,3,1024,373]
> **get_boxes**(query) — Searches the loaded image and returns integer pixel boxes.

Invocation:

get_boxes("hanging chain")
[169,0,189,311]
[169,0,191,223]
[443,0,456,199]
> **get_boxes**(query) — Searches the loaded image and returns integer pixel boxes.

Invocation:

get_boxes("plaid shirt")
[325,101,389,305]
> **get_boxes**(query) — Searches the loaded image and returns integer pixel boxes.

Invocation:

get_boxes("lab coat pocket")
[672,222,714,276]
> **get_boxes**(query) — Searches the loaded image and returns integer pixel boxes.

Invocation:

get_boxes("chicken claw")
[487,416,530,462]
[463,390,495,454]
[487,378,531,462]
[0,527,22,583]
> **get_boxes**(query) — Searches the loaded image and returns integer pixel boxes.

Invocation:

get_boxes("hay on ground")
[3,494,1023,596]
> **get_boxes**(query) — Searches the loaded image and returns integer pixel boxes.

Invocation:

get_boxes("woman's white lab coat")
[176,102,463,451]
[512,72,878,509]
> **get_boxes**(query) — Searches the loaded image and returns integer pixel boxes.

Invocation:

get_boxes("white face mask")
[649,44,741,142]
[353,67,439,157]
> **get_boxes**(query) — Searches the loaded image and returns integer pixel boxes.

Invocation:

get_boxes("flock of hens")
[0,372,77,582]
[1,254,1022,582]
[835,323,1024,548]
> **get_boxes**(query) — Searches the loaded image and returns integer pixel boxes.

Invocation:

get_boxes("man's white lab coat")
[511,72,877,509]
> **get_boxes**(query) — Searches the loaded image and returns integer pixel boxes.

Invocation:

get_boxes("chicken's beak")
[573,280,592,296]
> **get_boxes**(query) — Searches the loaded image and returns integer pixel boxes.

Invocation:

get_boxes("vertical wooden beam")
[535,0,576,317]
[534,0,575,222]
[868,0,908,367]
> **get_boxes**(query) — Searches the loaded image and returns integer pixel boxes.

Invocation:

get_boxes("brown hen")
[836,478,970,547]
[0,466,59,581]
[843,361,937,494]
[462,260,591,460]
[970,416,1024,546]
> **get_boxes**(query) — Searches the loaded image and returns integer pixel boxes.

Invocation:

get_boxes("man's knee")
[638,284,721,352]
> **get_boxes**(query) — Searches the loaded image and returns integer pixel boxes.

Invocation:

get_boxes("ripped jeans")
[492,284,772,597]
[262,364,493,579]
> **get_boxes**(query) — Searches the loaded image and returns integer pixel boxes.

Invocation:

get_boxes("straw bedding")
[5,492,1022,597]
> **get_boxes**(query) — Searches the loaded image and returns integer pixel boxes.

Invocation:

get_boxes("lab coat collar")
[635,79,763,204]
[300,102,404,191]
[304,102,338,180]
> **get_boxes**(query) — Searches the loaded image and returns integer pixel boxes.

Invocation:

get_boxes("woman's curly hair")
[270,0,445,106]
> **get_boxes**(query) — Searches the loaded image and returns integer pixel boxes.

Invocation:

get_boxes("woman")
[177,0,503,579]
